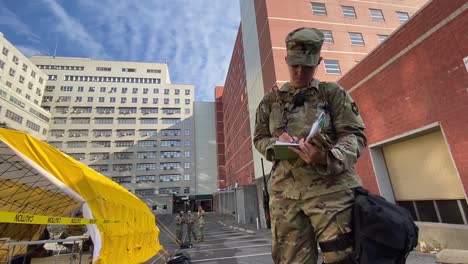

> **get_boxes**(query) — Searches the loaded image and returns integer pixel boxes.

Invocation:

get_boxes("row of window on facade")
[50,128,189,138]
[38,64,162,74]
[321,30,389,46]
[3,109,46,133]
[48,85,191,95]
[51,117,191,126]
[88,162,192,173]
[68,151,191,161]
[4,80,42,97]
[1,48,43,81]
[50,106,188,115]
[112,174,191,184]
[48,139,192,149]
[43,95,191,105]
[311,2,410,24]
[0,90,50,123]
[133,187,191,197]
[51,75,161,84]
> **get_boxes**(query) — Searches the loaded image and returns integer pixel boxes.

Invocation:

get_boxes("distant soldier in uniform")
[197,206,206,242]
[254,27,367,264]
[186,210,197,243]
[175,211,185,244]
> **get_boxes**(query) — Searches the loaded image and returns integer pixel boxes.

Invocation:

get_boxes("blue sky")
[0,0,241,102]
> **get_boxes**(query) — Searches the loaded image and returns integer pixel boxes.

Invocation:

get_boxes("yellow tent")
[0,128,162,263]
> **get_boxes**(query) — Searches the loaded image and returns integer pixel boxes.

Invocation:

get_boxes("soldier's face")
[286,60,316,88]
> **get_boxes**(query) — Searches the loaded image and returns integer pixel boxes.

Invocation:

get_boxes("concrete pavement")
[153,213,437,264]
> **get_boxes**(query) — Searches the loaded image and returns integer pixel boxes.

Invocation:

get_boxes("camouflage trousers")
[187,224,197,243]
[176,224,183,243]
[270,188,355,264]
[199,225,205,241]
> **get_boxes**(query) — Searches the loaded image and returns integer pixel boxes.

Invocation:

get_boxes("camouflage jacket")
[253,79,367,199]
[175,215,184,225]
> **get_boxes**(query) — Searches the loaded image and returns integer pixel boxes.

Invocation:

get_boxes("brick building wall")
[215,86,227,189]
[339,0,468,194]
[221,26,255,187]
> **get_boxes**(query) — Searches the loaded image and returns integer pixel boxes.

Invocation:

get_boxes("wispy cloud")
[0,2,40,44]
[16,45,42,57]
[41,0,110,59]
[1,0,240,101]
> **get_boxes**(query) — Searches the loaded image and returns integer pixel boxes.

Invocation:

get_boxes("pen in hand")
[283,128,299,143]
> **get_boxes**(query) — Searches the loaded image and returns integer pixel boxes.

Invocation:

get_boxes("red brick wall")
[215,86,227,189]
[221,26,255,187]
[339,0,468,194]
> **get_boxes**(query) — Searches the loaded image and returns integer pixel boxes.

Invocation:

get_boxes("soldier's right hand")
[278,132,298,143]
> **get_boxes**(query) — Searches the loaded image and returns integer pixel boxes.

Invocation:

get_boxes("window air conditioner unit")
[146,168,150,171]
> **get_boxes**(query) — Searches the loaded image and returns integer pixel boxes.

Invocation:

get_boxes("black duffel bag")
[352,187,419,264]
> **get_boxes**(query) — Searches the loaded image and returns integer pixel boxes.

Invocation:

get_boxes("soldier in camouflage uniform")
[254,27,366,264]
[175,211,185,244]
[186,210,198,243]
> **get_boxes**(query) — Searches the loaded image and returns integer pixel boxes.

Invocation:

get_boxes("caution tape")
[0,211,121,225]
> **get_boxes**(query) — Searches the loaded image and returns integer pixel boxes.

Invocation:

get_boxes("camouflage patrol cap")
[285,27,324,66]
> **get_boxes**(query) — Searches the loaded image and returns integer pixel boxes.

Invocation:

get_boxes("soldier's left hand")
[289,138,327,164]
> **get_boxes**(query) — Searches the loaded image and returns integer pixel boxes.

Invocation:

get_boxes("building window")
[311,2,327,15]
[122,87,127,93]
[110,97,116,103]
[16,88,22,94]
[323,60,341,75]
[184,99,190,105]
[184,162,190,169]
[12,56,19,64]
[99,97,105,102]
[31,71,36,78]
[96,67,111,71]
[370,8,385,21]
[132,98,137,103]
[6,110,23,124]
[121,97,127,103]
[26,120,40,131]
[378,34,389,43]
[137,151,157,159]
[2,47,8,55]
[140,118,158,124]
[185,89,190,95]
[184,151,190,158]
[136,163,157,171]
[22,63,27,71]
[100,87,106,92]
[164,89,169,95]
[137,175,156,183]
[184,140,191,147]
[341,6,356,18]
[175,89,180,95]
[122,68,136,73]
[184,187,190,194]
[118,118,136,124]
[9,68,15,77]
[184,174,190,181]
[87,97,93,103]
[0,59,5,69]
[147,69,161,73]
[184,129,190,136]
[154,88,159,94]
[348,32,365,46]
[135,189,155,197]
[185,108,190,114]
[77,86,84,92]
[153,98,159,104]
[164,98,169,104]
[321,30,334,44]
[396,11,410,24]
[112,176,132,184]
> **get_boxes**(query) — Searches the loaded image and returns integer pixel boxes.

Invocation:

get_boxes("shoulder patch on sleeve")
[351,102,359,115]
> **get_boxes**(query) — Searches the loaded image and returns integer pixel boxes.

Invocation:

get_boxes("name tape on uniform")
[0,211,121,225]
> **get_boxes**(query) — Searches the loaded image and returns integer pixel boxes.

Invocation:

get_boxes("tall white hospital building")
[29,56,200,213]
